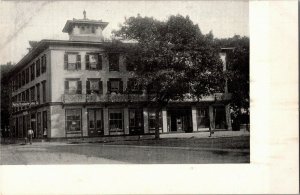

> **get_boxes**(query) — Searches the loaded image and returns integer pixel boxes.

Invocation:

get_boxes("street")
[0,136,249,164]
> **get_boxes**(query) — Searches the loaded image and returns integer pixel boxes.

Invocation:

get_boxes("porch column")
[192,106,198,132]
[209,105,215,130]
[124,107,129,135]
[162,108,168,133]
[103,108,109,136]
[82,107,88,137]
[143,108,149,134]
[225,104,232,130]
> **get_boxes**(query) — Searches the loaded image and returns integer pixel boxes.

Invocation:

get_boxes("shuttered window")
[107,78,123,94]
[86,79,103,94]
[64,79,82,94]
[86,53,102,70]
[109,53,119,71]
[64,53,81,70]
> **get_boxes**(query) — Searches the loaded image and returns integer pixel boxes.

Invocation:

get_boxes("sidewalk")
[160,130,249,139]
[1,130,249,146]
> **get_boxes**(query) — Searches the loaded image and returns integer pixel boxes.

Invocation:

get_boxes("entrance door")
[129,109,143,135]
[168,108,192,133]
[88,109,103,137]
[214,107,227,129]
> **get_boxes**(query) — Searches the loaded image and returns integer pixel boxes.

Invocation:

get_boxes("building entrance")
[214,106,227,129]
[167,108,192,133]
[88,109,104,137]
[129,109,143,135]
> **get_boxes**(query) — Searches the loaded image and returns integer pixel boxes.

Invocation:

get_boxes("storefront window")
[197,107,210,129]
[148,109,162,133]
[109,109,123,133]
[66,109,81,132]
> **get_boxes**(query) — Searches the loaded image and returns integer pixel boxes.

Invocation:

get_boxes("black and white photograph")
[0,0,298,194]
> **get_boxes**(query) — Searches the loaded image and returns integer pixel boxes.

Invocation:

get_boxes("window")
[37,112,42,138]
[64,79,82,94]
[91,26,96,33]
[42,81,46,103]
[25,89,29,102]
[127,78,141,93]
[42,111,47,135]
[25,68,29,84]
[30,64,35,81]
[86,79,102,94]
[36,83,40,104]
[30,86,35,102]
[107,79,123,94]
[148,110,163,133]
[109,53,119,71]
[21,71,25,86]
[36,59,41,77]
[18,73,21,88]
[41,55,46,73]
[125,56,134,71]
[64,53,81,70]
[109,109,123,134]
[85,54,102,70]
[197,108,209,129]
[66,109,81,132]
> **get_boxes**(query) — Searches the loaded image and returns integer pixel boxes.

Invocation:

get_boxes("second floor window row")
[12,54,47,91]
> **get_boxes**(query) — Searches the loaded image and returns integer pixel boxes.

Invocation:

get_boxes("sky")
[0,1,249,65]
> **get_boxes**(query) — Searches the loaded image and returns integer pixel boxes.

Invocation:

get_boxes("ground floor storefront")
[10,103,232,139]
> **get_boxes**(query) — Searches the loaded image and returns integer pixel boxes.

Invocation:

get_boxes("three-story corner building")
[7,14,233,139]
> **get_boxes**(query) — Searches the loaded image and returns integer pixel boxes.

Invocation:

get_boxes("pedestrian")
[28,128,34,144]
[43,128,47,139]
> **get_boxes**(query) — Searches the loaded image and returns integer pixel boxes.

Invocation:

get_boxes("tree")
[1,62,14,131]
[215,35,250,128]
[114,14,225,138]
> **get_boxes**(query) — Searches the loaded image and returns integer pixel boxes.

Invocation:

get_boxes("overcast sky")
[0,1,249,65]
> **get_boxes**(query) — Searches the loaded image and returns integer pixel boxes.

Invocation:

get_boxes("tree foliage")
[215,35,250,112]
[1,62,14,129]
[113,14,225,138]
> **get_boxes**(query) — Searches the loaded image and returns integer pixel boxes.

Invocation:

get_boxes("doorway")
[88,109,104,137]
[129,108,144,135]
[214,106,227,129]
[167,108,192,133]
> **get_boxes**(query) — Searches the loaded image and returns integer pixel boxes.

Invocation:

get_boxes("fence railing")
[61,93,232,104]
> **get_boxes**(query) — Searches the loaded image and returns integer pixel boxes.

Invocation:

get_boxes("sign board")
[22,111,29,115]
[12,101,38,107]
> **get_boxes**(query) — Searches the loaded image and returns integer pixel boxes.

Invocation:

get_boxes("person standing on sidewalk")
[28,128,34,145]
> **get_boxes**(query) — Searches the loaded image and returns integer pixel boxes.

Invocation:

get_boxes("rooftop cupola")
[62,11,109,42]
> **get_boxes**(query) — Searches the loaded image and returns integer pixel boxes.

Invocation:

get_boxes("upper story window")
[30,86,35,102]
[125,56,134,71]
[18,73,21,88]
[36,59,41,77]
[64,79,82,94]
[30,64,35,81]
[25,68,29,84]
[41,55,47,73]
[127,78,142,93]
[25,89,29,102]
[107,78,123,94]
[36,83,40,104]
[64,53,81,70]
[86,79,103,94]
[109,53,119,71]
[91,26,96,34]
[42,81,46,103]
[21,71,25,86]
[85,53,102,70]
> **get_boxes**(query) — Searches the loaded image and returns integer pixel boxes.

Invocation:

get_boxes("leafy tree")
[114,14,225,138]
[1,62,14,131]
[215,35,250,127]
